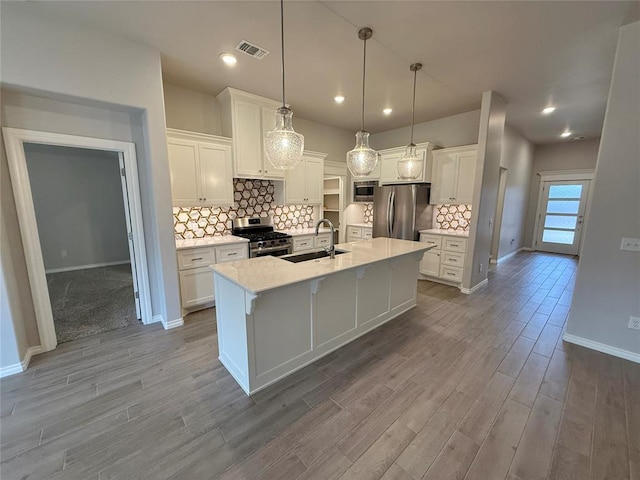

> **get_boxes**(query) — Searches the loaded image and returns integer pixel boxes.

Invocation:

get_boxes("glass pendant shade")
[397,143,423,179]
[347,130,378,177]
[265,106,304,170]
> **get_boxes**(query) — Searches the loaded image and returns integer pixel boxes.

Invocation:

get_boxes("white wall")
[463,91,507,291]
[24,144,130,271]
[496,125,535,259]
[522,139,600,247]
[566,22,640,358]
[370,110,481,150]
[1,3,181,363]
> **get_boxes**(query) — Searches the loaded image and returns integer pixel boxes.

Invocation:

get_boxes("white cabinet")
[431,145,478,205]
[346,225,372,242]
[292,235,315,252]
[177,242,248,311]
[217,87,285,180]
[285,151,325,204]
[314,233,332,249]
[167,129,233,207]
[378,142,435,185]
[419,233,468,285]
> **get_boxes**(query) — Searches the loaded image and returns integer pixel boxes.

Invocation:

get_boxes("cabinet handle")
[203,198,207,202]
[192,257,203,261]
[227,252,237,256]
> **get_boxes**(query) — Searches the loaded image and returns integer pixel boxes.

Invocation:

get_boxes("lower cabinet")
[177,243,248,311]
[346,225,372,242]
[292,233,331,253]
[419,233,468,285]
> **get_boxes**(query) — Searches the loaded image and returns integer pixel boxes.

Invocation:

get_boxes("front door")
[535,180,590,255]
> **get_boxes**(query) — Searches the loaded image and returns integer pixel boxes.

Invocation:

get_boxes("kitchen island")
[211,237,432,395]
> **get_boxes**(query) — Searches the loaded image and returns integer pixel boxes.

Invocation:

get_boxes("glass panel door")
[536,180,590,255]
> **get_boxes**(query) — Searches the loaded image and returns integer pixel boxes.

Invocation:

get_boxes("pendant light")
[264,0,304,170]
[346,27,378,177]
[397,63,423,180]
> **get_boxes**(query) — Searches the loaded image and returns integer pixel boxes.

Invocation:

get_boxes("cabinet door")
[260,106,284,179]
[420,251,441,277]
[305,158,323,204]
[179,267,215,308]
[167,139,201,206]
[432,153,457,204]
[199,143,233,206]
[453,151,477,204]
[379,152,403,183]
[233,99,263,177]
[284,161,307,204]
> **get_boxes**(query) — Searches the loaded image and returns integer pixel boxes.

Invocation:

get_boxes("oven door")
[250,244,293,258]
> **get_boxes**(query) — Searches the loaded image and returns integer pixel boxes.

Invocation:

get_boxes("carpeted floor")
[46,263,139,343]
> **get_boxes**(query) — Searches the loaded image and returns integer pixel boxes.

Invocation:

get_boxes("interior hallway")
[1,252,637,480]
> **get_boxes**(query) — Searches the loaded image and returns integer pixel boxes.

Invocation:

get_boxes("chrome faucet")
[315,218,336,259]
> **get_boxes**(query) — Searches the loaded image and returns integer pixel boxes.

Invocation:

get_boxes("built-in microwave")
[353,180,377,203]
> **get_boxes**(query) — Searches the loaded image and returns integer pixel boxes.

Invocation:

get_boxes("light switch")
[620,238,640,252]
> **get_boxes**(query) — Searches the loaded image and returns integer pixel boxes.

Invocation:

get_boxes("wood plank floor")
[2,251,638,480]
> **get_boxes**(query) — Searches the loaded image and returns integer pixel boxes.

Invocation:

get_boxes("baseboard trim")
[162,316,184,330]
[460,278,488,295]
[563,333,640,364]
[45,260,130,274]
[0,345,43,378]
[521,247,534,251]
[495,248,524,264]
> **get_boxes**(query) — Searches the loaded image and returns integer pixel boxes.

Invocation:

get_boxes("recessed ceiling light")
[383,108,393,115]
[561,131,572,138]
[220,53,237,66]
[542,106,556,114]
[334,95,345,104]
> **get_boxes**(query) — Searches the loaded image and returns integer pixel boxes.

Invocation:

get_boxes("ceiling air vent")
[235,40,270,60]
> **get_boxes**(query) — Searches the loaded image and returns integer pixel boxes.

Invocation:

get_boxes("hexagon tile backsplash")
[434,204,472,232]
[173,179,314,239]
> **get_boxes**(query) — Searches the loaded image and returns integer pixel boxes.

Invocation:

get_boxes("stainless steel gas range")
[232,217,293,258]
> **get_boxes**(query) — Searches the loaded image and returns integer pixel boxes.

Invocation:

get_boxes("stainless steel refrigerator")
[373,184,433,241]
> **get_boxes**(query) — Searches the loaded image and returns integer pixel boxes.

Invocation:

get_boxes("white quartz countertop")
[175,235,249,250]
[211,237,432,294]
[278,228,332,236]
[348,223,373,229]
[419,229,470,238]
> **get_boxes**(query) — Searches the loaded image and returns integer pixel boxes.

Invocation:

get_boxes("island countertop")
[211,237,432,294]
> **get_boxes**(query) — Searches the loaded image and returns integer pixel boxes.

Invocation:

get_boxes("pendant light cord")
[280,0,286,107]
[410,68,417,144]
[361,35,367,132]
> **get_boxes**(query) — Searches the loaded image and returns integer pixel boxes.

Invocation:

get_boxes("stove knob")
[257,241,264,248]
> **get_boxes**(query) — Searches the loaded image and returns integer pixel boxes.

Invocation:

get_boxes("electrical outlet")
[61,250,68,258]
[629,316,640,330]
[479,263,484,273]
[620,238,640,252]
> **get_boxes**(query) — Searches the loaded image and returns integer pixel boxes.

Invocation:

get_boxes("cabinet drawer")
[362,228,372,239]
[443,237,467,253]
[419,234,442,250]
[293,235,314,252]
[347,226,362,239]
[177,248,215,270]
[440,265,463,283]
[314,233,331,248]
[215,244,248,263]
[441,251,465,268]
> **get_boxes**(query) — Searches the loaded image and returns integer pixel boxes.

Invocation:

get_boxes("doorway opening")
[3,128,152,352]
[24,144,139,343]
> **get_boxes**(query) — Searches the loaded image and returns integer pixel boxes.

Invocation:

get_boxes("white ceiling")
[14,1,639,144]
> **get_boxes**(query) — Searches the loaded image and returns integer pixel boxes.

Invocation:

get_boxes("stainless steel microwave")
[353,180,377,203]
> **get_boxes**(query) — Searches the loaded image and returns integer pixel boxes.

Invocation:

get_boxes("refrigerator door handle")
[386,192,392,236]
[389,191,396,237]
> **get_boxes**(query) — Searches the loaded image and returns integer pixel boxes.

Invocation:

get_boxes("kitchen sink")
[282,249,348,263]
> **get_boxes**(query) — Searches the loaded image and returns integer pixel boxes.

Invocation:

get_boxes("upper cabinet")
[284,151,326,204]
[430,144,478,205]
[217,87,285,180]
[167,129,233,207]
[378,142,434,184]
